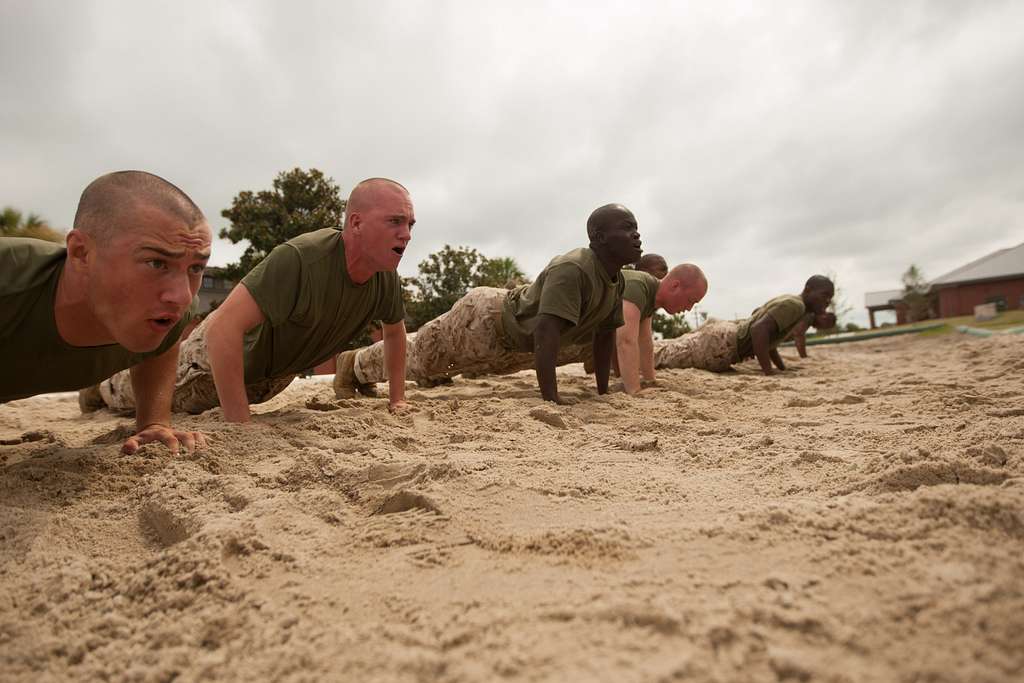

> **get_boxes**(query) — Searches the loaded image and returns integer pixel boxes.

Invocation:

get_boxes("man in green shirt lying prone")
[336,203,644,404]
[653,275,834,375]
[2,171,210,454]
[92,178,415,422]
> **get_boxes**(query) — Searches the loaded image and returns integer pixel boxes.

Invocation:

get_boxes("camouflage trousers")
[653,320,739,373]
[354,287,532,384]
[99,317,296,414]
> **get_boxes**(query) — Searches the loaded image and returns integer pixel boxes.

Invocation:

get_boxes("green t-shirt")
[0,238,193,402]
[501,247,625,352]
[622,269,659,319]
[735,294,807,359]
[240,228,405,382]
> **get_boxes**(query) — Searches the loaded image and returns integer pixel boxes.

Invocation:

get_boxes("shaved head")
[345,177,410,224]
[667,263,707,293]
[804,274,835,295]
[586,203,633,242]
[73,171,205,243]
[635,253,668,279]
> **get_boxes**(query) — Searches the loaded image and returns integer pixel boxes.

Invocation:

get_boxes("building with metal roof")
[930,241,1024,318]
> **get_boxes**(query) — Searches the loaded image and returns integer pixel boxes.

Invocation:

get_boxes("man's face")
[805,287,834,315]
[351,186,415,272]
[663,279,707,315]
[600,211,642,267]
[84,206,211,352]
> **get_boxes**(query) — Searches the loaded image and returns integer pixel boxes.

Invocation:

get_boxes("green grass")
[884,309,1024,336]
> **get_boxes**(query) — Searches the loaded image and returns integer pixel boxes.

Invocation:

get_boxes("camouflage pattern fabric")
[99,317,296,414]
[653,320,739,373]
[354,287,540,384]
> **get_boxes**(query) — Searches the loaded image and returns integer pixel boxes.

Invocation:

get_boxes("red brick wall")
[937,277,1024,317]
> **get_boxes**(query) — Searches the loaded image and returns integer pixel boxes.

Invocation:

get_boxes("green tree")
[475,256,528,289]
[901,264,933,322]
[219,168,346,280]
[1,207,64,243]
[403,245,486,329]
[652,312,691,339]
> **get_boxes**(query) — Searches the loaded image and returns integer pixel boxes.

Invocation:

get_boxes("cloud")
[3,0,1022,326]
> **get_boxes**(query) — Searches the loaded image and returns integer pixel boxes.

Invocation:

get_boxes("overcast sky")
[3,0,1023,326]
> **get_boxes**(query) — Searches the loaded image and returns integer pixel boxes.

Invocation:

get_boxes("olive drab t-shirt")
[734,294,807,359]
[621,269,660,319]
[0,238,193,402]
[240,228,405,383]
[501,247,625,352]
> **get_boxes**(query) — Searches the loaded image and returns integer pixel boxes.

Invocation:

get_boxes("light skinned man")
[615,263,707,393]
[337,203,643,404]
[2,171,209,454]
[95,178,415,422]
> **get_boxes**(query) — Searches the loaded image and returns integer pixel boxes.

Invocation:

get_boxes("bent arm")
[750,317,779,376]
[205,285,267,422]
[382,320,408,408]
[615,301,643,394]
[534,314,572,403]
[788,318,810,358]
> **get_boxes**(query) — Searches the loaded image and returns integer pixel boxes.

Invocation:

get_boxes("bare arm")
[616,301,643,394]
[638,315,655,383]
[787,318,810,358]
[534,313,572,403]
[769,348,787,371]
[382,320,408,410]
[123,343,205,454]
[205,284,267,422]
[750,317,779,376]
[593,327,615,395]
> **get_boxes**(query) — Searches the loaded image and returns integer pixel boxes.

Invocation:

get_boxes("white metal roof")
[864,289,904,308]
[931,241,1024,286]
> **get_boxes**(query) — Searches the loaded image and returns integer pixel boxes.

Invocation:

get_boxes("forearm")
[752,331,773,374]
[795,333,807,358]
[130,347,179,429]
[616,333,641,394]
[593,329,614,395]
[638,334,656,381]
[206,321,252,422]
[534,331,561,401]
[384,332,407,405]
[769,348,786,370]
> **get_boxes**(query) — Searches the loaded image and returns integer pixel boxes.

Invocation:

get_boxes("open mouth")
[392,246,406,256]
[148,315,178,331]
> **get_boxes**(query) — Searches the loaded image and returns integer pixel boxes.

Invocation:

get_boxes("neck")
[590,245,623,280]
[54,266,112,346]
[342,230,375,284]
[653,280,667,309]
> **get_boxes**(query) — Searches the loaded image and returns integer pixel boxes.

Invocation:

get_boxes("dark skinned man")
[654,275,834,375]
[336,203,643,404]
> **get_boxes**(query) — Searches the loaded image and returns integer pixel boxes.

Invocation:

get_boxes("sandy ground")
[1,333,1023,682]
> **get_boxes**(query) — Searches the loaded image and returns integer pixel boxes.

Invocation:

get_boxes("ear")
[64,229,92,271]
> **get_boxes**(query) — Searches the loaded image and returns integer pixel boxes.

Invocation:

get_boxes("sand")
[1,333,1023,682]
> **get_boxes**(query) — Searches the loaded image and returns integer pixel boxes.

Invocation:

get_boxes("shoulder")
[0,238,66,297]
[284,228,343,266]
